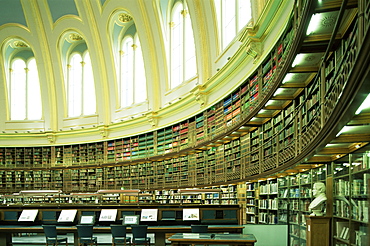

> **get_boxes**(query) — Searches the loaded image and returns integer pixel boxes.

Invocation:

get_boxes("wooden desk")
[168,233,257,246]
[0,224,244,246]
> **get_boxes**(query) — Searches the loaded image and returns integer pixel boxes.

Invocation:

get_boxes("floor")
[12,233,157,245]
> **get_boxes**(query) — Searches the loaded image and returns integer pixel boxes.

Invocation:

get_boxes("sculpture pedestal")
[306,216,330,246]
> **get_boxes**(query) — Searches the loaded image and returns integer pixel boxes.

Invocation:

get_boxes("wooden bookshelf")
[332,151,369,246]
[245,182,257,224]
[257,179,279,225]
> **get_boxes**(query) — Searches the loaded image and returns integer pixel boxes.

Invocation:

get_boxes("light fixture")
[306,14,321,35]
[258,109,267,114]
[273,88,285,96]
[265,100,275,107]
[292,54,305,67]
[336,126,350,137]
[355,93,370,114]
[19,190,62,196]
[282,73,294,84]
[97,189,140,196]
[178,188,222,194]
[70,193,101,197]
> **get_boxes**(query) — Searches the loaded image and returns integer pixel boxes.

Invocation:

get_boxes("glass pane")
[121,37,134,107]
[170,4,183,88]
[184,13,197,80]
[222,0,236,48]
[68,54,82,117]
[10,59,26,120]
[27,59,42,120]
[83,52,96,115]
[134,36,147,103]
[237,0,252,31]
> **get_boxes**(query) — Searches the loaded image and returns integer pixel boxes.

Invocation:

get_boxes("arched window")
[67,51,96,117]
[9,58,42,120]
[170,1,197,89]
[119,34,147,108]
[133,35,146,103]
[215,0,252,49]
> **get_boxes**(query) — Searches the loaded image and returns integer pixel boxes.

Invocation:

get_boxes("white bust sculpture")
[308,182,327,216]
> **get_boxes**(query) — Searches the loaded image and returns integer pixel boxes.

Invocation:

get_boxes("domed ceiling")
[0,0,369,173]
[0,0,289,146]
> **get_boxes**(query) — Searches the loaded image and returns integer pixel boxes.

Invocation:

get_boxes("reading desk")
[0,224,244,246]
[168,233,257,246]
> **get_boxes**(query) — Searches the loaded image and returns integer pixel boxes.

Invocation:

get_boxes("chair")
[42,225,68,246]
[76,225,97,246]
[110,224,131,246]
[191,224,208,233]
[131,225,151,246]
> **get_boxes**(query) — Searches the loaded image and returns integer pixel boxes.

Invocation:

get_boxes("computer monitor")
[18,209,39,222]
[140,209,158,222]
[122,215,140,225]
[183,208,200,221]
[79,215,95,225]
[99,209,117,222]
[58,209,77,223]
[161,210,176,221]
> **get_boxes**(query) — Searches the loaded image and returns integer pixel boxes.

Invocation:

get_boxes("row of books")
[259,183,278,194]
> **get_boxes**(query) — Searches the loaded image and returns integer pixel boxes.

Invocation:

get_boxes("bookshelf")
[246,182,258,224]
[207,147,217,184]
[333,151,369,246]
[276,177,288,227]
[220,184,238,205]
[284,171,312,246]
[195,150,206,186]
[224,139,242,181]
[257,179,279,224]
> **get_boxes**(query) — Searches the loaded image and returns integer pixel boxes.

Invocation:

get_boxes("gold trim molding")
[119,13,133,23]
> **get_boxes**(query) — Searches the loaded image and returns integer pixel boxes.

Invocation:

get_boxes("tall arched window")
[119,34,147,108]
[133,35,146,103]
[170,1,197,89]
[9,58,42,120]
[215,0,252,49]
[67,51,96,117]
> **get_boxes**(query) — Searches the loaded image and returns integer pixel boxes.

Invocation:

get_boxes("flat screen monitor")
[18,209,39,222]
[122,215,140,225]
[161,210,176,221]
[99,209,117,222]
[58,209,77,223]
[140,209,158,222]
[79,215,95,225]
[183,208,200,221]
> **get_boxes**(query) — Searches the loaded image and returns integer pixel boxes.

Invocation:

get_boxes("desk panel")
[0,224,244,246]
[168,233,257,246]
